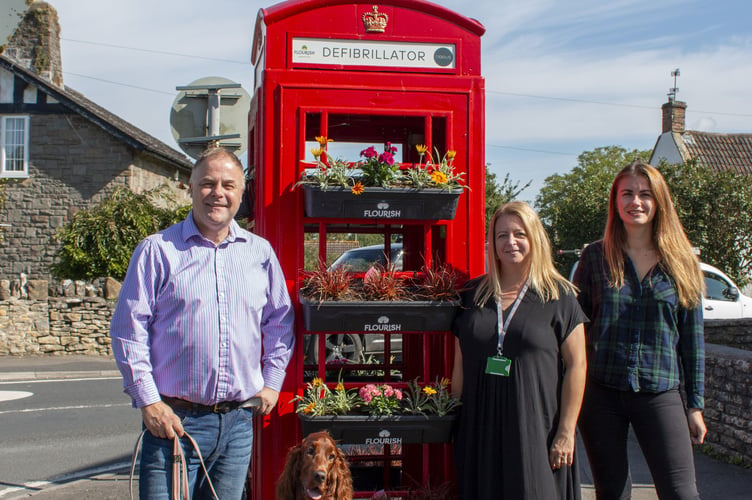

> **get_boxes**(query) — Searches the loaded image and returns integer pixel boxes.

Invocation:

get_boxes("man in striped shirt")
[110,147,294,499]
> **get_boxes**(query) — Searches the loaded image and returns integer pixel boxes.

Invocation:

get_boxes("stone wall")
[704,343,752,467]
[0,279,116,356]
[0,113,189,282]
[704,319,752,351]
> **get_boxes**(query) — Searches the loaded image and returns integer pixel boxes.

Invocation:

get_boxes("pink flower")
[378,152,395,166]
[360,146,378,159]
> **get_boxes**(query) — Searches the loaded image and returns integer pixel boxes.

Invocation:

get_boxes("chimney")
[661,99,686,134]
[2,1,63,87]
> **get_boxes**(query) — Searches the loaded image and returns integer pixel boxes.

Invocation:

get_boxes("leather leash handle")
[130,430,219,500]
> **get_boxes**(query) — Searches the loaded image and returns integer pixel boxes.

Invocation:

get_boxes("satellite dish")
[170,76,250,160]
[0,0,29,44]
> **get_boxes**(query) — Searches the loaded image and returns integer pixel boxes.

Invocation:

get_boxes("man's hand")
[254,387,280,416]
[141,401,184,439]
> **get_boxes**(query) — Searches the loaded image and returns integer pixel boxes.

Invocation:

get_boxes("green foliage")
[485,166,531,230]
[659,159,752,287]
[535,146,651,273]
[51,186,189,280]
[536,146,752,286]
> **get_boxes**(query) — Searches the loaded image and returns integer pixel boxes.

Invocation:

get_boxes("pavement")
[2,355,752,499]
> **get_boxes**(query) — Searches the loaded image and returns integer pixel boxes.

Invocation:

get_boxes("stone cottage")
[0,2,192,283]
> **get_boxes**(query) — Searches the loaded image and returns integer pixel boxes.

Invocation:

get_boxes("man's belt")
[161,395,262,414]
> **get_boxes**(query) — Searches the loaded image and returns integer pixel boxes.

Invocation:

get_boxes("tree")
[535,146,652,273]
[486,166,531,229]
[660,159,752,287]
[52,186,190,280]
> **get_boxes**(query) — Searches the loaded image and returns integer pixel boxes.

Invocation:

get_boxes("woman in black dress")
[451,201,587,499]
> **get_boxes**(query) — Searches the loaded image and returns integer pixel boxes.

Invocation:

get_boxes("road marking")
[0,391,33,402]
[0,376,121,385]
[0,461,131,498]
[0,402,131,415]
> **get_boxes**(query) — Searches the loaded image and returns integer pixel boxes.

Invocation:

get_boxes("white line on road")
[0,402,131,415]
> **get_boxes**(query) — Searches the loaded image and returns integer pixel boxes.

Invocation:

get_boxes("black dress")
[452,277,587,499]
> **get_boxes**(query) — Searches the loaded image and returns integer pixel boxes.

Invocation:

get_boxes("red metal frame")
[248,1,485,497]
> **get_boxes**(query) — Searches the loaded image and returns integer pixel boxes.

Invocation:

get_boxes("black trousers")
[578,382,700,500]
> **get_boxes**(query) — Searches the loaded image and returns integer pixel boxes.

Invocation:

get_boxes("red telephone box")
[247,1,485,497]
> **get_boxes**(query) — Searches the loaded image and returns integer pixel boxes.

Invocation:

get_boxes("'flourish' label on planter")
[363,316,402,331]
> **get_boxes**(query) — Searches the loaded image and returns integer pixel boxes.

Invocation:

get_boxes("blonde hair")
[603,161,704,308]
[474,201,576,306]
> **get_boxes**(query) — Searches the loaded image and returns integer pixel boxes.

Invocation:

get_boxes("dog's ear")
[332,446,354,500]
[276,443,303,500]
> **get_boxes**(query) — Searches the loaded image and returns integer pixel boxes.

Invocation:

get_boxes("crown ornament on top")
[362,5,389,33]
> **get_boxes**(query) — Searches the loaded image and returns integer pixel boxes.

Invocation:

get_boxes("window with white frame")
[1,115,30,178]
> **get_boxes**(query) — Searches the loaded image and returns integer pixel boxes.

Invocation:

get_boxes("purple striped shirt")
[110,213,294,408]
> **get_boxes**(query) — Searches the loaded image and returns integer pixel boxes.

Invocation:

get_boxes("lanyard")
[495,279,529,356]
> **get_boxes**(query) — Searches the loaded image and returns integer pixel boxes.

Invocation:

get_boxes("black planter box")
[300,297,459,332]
[299,413,456,444]
[302,185,461,220]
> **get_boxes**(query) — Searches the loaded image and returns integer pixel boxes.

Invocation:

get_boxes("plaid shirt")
[573,241,704,408]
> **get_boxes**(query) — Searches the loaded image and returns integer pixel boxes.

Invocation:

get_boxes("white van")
[569,260,752,320]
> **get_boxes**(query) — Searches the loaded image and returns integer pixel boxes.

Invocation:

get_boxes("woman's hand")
[688,408,707,444]
[549,430,575,470]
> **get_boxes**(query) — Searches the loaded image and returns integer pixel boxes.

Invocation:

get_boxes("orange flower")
[312,377,323,387]
[446,150,456,160]
[431,171,448,184]
[422,386,438,395]
[336,382,345,392]
[415,144,428,154]
[351,182,365,195]
[315,136,332,146]
[303,402,315,414]
[310,147,324,159]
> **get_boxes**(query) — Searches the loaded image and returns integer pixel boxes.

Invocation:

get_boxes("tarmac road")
[1,355,751,499]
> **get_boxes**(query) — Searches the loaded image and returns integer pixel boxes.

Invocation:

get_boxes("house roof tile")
[681,130,752,175]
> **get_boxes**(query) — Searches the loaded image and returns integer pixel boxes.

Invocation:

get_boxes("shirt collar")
[182,211,247,245]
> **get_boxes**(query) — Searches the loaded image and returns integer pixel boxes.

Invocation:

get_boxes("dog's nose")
[314,470,326,484]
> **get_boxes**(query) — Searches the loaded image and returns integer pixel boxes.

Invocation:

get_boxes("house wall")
[0,112,189,281]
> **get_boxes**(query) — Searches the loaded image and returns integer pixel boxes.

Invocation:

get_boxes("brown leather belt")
[161,395,260,414]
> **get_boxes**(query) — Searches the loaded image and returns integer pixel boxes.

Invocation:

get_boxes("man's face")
[189,153,244,242]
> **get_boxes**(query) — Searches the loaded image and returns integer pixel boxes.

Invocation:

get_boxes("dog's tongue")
[306,488,323,500]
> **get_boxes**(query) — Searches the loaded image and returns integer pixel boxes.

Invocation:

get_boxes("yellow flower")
[315,136,332,146]
[415,144,428,154]
[440,377,450,387]
[303,402,315,414]
[446,150,456,160]
[351,182,365,195]
[431,171,448,184]
[422,386,438,395]
[336,382,345,392]
[312,377,323,388]
[310,147,324,159]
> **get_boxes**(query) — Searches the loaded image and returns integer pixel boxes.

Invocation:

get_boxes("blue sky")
[44,0,752,201]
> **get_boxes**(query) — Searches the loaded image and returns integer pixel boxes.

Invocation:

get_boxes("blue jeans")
[139,407,254,500]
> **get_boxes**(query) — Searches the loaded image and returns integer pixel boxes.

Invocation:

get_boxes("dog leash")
[129,429,219,500]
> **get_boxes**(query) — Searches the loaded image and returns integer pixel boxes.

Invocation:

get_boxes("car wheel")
[305,333,362,364]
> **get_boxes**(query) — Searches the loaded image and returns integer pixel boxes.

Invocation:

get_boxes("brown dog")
[277,431,353,500]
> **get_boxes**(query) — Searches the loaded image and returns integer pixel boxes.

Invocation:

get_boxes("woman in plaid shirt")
[573,161,706,499]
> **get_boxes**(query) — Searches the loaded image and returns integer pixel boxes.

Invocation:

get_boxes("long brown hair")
[603,161,703,308]
[475,201,575,306]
